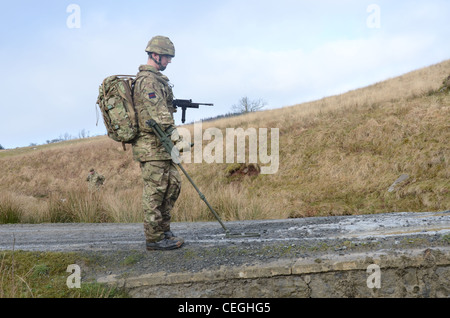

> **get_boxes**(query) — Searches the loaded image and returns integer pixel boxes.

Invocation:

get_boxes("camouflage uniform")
[132,64,182,243]
[86,169,105,191]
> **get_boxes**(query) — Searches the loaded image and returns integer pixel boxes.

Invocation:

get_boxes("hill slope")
[1,60,449,224]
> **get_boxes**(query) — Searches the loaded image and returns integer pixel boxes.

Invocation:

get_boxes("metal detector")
[147,119,260,239]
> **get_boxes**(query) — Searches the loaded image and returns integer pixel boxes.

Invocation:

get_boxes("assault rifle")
[172,99,213,123]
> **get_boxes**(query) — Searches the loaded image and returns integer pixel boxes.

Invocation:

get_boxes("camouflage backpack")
[96,75,138,149]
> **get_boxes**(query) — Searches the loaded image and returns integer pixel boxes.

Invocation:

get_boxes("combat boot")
[146,237,184,251]
[164,231,178,239]
[164,230,186,243]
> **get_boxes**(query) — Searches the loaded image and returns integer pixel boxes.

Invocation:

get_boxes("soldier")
[132,36,185,251]
[86,168,105,191]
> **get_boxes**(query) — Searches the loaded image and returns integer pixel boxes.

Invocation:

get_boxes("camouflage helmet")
[145,36,175,57]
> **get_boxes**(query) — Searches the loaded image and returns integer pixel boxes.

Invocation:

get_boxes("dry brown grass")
[1,59,449,223]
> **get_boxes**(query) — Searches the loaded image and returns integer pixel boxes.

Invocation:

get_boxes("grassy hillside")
[1,60,449,224]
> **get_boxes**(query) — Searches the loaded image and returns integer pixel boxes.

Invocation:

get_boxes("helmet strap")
[150,53,164,70]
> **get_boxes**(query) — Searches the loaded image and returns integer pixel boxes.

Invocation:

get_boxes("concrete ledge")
[98,247,450,298]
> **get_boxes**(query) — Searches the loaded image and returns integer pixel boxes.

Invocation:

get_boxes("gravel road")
[1,211,449,277]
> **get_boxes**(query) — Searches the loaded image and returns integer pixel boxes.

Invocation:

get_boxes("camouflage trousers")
[140,160,181,243]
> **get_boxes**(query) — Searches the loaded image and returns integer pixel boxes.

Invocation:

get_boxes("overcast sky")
[1,0,449,149]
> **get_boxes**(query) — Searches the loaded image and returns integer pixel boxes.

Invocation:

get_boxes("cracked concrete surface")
[0,211,449,297]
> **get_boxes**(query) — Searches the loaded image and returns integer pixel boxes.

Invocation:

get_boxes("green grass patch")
[0,197,23,224]
[0,250,129,298]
